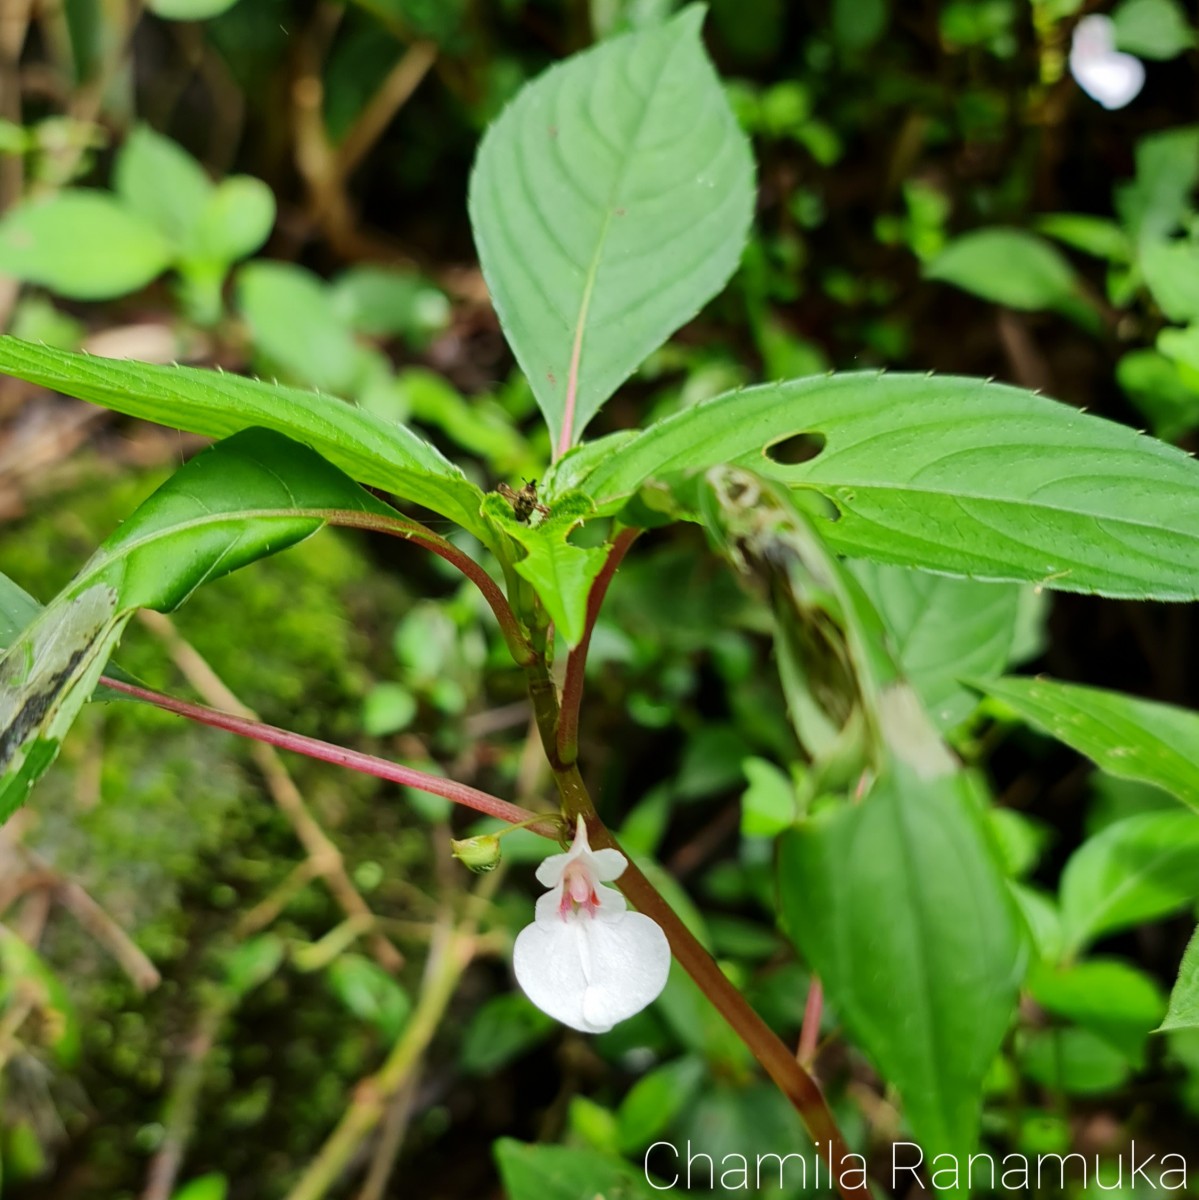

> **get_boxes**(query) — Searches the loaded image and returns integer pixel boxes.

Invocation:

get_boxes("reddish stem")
[798,976,824,1068]
[101,677,553,833]
[594,823,868,1200]
[556,527,639,766]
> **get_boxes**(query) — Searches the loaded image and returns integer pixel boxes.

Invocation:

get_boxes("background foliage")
[1,1,1199,1198]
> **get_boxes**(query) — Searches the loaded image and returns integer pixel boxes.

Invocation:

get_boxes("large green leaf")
[468,5,753,452]
[0,428,395,822]
[0,191,173,300]
[779,763,1023,1166]
[978,675,1199,812]
[575,373,1199,600]
[850,562,1023,730]
[0,336,492,546]
[1059,810,1199,956]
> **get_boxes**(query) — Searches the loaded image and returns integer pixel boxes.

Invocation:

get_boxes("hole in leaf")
[764,431,826,465]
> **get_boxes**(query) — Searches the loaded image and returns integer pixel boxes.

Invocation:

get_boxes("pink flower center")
[559,861,599,918]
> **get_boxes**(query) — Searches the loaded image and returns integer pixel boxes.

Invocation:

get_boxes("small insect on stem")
[496,479,551,524]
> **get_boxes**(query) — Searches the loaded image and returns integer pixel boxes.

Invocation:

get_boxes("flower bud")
[451,834,502,873]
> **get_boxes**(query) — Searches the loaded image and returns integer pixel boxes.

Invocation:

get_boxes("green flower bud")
[451,834,502,873]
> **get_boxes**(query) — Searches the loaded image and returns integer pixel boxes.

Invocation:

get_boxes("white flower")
[1069,14,1145,110]
[513,816,670,1033]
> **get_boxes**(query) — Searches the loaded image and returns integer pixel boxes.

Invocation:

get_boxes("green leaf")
[238,261,363,394]
[483,491,606,645]
[1116,347,1199,442]
[461,993,555,1074]
[739,756,796,837]
[327,954,411,1040]
[0,584,129,823]
[779,763,1023,1163]
[1115,126,1199,243]
[0,337,492,546]
[850,562,1022,730]
[0,429,394,822]
[0,574,41,649]
[924,229,1078,311]
[188,176,275,264]
[219,935,285,999]
[0,191,173,299]
[494,1138,660,1200]
[1018,1027,1133,1095]
[1113,0,1195,59]
[616,1056,705,1153]
[0,925,82,1066]
[577,373,1199,601]
[114,124,213,246]
[1161,925,1199,1030]
[1036,213,1131,262]
[1027,958,1165,1064]
[169,1175,228,1200]
[1140,240,1199,323]
[148,0,242,18]
[330,266,451,343]
[468,6,753,450]
[978,675,1199,812]
[1059,810,1199,955]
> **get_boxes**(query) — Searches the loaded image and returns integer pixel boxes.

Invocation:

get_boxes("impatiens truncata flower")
[1069,14,1145,111]
[513,816,670,1033]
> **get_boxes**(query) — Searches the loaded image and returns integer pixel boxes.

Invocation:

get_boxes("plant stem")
[799,976,824,1068]
[100,677,556,834]
[592,820,867,1200]
[557,527,638,766]
[519,656,868,1200]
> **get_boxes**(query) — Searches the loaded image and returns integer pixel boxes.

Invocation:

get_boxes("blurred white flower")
[513,815,670,1033]
[1070,14,1145,110]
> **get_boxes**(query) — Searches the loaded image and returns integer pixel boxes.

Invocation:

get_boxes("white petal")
[534,846,572,888]
[1070,17,1144,110]
[513,911,670,1034]
[1072,14,1117,56]
[588,847,628,881]
[1071,51,1145,109]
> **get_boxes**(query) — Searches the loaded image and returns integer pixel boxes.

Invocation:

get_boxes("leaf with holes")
[468,5,754,454]
[0,336,493,548]
[573,373,1199,600]
[0,428,395,823]
[979,675,1199,812]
